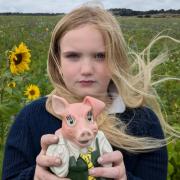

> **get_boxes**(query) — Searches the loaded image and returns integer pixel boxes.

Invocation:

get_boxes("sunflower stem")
[0,76,8,104]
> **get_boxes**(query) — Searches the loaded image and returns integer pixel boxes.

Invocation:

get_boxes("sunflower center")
[29,90,35,95]
[14,54,23,65]
[9,83,14,88]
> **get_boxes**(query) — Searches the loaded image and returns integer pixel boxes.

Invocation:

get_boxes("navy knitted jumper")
[2,97,167,180]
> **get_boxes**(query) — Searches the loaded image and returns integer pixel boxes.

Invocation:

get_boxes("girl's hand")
[34,134,70,180]
[89,150,127,180]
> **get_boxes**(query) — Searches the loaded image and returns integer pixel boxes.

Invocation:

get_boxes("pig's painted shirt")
[2,97,168,180]
[46,130,113,178]
[67,138,106,180]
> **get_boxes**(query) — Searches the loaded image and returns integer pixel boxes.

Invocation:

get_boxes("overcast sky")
[0,0,179,13]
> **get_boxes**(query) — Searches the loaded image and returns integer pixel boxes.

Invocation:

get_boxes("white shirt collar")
[108,95,126,114]
[107,81,126,114]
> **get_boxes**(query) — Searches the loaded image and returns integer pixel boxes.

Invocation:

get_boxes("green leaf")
[168,163,174,175]
[6,87,13,94]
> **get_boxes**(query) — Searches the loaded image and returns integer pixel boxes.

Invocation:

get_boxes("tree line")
[0,12,65,16]
[0,8,180,16]
[109,8,180,16]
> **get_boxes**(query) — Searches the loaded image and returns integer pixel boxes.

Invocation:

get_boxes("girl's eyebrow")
[62,51,82,56]
[62,51,105,55]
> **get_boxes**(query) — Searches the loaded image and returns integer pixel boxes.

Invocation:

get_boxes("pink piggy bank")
[46,95,113,180]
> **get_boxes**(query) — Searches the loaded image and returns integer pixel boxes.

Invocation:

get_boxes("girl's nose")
[80,58,94,75]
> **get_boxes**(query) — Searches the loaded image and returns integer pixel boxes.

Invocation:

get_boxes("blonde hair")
[46,5,180,152]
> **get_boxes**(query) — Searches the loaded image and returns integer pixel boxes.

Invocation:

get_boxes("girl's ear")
[83,96,105,118]
[51,95,69,115]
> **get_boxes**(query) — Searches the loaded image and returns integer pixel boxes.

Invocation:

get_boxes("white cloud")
[103,0,180,11]
[0,0,179,13]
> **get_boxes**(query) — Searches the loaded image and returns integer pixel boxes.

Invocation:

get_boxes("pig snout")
[80,130,93,139]
[77,129,94,147]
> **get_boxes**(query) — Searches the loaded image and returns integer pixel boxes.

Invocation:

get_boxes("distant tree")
[108,8,180,16]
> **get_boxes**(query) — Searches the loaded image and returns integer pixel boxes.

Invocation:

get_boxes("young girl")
[2,4,179,180]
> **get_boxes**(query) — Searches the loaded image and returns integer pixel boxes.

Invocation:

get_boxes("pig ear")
[51,95,69,115]
[83,96,105,118]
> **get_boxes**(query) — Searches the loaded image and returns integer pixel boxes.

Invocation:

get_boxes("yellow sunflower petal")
[9,42,31,74]
[24,84,40,100]
[7,81,16,88]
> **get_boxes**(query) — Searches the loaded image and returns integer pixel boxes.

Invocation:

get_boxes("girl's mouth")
[79,80,95,87]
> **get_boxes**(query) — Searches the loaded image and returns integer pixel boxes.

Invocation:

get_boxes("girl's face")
[60,24,111,98]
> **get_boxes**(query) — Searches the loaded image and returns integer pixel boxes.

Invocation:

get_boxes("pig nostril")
[87,132,91,136]
[81,131,92,137]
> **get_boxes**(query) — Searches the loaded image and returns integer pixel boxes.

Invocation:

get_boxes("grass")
[0,15,179,179]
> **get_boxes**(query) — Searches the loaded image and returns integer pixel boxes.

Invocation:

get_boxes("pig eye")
[87,111,93,122]
[66,115,76,126]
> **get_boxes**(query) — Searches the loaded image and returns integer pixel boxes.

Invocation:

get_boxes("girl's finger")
[36,166,70,180]
[40,134,59,152]
[36,150,62,167]
[43,172,70,180]
[98,150,123,166]
[89,166,122,179]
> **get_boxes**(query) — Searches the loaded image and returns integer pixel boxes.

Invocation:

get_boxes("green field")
[0,15,180,179]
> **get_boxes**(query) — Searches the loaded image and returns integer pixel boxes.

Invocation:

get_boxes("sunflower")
[24,84,40,100]
[7,81,16,88]
[9,42,31,74]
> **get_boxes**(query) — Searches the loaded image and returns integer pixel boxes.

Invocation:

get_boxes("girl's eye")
[65,53,80,60]
[66,115,76,126]
[94,53,105,61]
[87,111,93,122]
